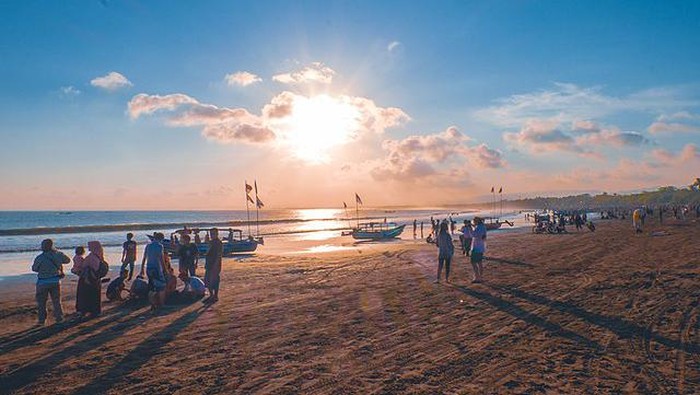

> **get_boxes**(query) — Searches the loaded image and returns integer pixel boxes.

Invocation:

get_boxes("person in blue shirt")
[140,232,166,310]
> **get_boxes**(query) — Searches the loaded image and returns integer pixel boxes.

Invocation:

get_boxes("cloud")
[504,119,649,158]
[128,91,409,148]
[59,85,81,98]
[224,71,262,87]
[272,62,336,84]
[650,143,700,166]
[387,41,401,52]
[648,112,700,134]
[128,93,274,144]
[90,71,133,91]
[475,82,697,128]
[372,127,504,182]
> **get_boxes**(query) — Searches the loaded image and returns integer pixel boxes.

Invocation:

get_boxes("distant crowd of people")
[31,229,226,326]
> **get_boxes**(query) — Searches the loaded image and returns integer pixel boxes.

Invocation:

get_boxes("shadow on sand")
[484,257,535,268]
[487,284,700,355]
[0,300,199,393]
[452,284,602,350]
[71,304,211,394]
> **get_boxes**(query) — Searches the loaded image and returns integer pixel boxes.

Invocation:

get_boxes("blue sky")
[1,1,699,209]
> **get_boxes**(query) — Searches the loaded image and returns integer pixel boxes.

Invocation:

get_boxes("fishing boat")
[149,227,263,257]
[350,222,405,240]
[483,218,514,231]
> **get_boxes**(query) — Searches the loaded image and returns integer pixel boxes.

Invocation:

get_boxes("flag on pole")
[498,187,503,194]
[490,186,494,193]
[245,182,253,194]
[355,193,363,205]
[254,180,258,195]
[247,194,255,204]
[256,197,264,209]
[343,202,348,209]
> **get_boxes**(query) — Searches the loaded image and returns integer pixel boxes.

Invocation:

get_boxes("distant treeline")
[506,185,700,210]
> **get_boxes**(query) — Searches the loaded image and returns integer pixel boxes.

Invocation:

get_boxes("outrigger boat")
[349,222,405,240]
[483,217,514,231]
[149,227,263,257]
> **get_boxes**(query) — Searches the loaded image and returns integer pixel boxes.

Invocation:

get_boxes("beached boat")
[149,227,263,257]
[350,222,405,240]
[484,218,514,231]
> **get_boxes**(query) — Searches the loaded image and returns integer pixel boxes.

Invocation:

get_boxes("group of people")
[31,228,226,326]
[433,217,487,284]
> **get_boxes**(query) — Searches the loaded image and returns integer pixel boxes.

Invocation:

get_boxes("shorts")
[470,252,484,264]
[146,267,166,292]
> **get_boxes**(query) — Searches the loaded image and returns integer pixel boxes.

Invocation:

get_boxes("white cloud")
[387,41,401,52]
[59,86,81,97]
[475,83,697,128]
[127,90,409,148]
[224,71,262,87]
[272,62,336,84]
[648,112,700,134]
[372,127,505,182]
[90,71,133,91]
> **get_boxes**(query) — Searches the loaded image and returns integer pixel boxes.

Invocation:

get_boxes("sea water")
[0,208,525,277]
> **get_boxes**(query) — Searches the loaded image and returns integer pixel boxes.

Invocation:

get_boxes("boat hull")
[153,237,260,257]
[351,224,405,240]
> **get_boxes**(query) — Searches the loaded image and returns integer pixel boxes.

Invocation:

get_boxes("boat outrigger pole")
[245,180,252,237]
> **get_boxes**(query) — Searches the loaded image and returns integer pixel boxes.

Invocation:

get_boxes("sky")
[1,0,699,210]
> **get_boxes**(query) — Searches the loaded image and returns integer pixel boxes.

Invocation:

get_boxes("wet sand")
[1,218,699,394]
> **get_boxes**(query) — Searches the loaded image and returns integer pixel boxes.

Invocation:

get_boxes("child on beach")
[106,270,128,301]
[120,233,137,281]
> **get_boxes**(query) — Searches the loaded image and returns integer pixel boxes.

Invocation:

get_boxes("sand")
[1,217,699,394]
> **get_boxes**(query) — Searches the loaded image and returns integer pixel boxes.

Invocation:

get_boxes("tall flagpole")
[254,180,260,236]
[500,187,503,217]
[245,180,251,236]
[356,198,359,229]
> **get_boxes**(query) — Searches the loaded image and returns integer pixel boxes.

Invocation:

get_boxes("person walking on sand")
[32,239,70,326]
[413,219,417,238]
[434,222,454,283]
[71,241,105,319]
[140,232,167,311]
[205,228,223,302]
[470,217,487,283]
[120,233,137,281]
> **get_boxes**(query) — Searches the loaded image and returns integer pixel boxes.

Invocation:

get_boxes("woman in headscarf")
[72,241,104,318]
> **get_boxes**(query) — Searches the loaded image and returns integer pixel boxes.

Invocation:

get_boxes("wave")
[0,226,355,253]
[0,216,388,237]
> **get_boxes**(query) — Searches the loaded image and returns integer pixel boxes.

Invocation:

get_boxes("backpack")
[97,260,109,278]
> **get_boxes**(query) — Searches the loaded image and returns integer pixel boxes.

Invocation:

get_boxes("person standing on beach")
[420,221,424,239]
[177,234,199,279]
[470,217,487,283]
[120,233,137,281]
[461,220,472,256]
[140,232,167,310]
[71,241,104,318]
[413,219,417,238]
[434,222,454,283]
[32,239,69,326]
[205,228,223,302]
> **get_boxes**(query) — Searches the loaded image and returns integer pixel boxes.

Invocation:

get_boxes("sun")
[279,94,360,162]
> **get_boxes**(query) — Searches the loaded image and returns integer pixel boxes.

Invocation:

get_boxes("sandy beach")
[1,218,699,394]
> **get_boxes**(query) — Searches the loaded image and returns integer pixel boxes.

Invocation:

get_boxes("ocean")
[0,207,524,277]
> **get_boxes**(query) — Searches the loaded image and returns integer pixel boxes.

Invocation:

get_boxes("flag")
[490,186,494,193]
[343,202,348,209]
[247,194,255,204]
[256,197,264,209]
[355,193,363,205]
[498,187,503,194]
[245,182,253,194]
